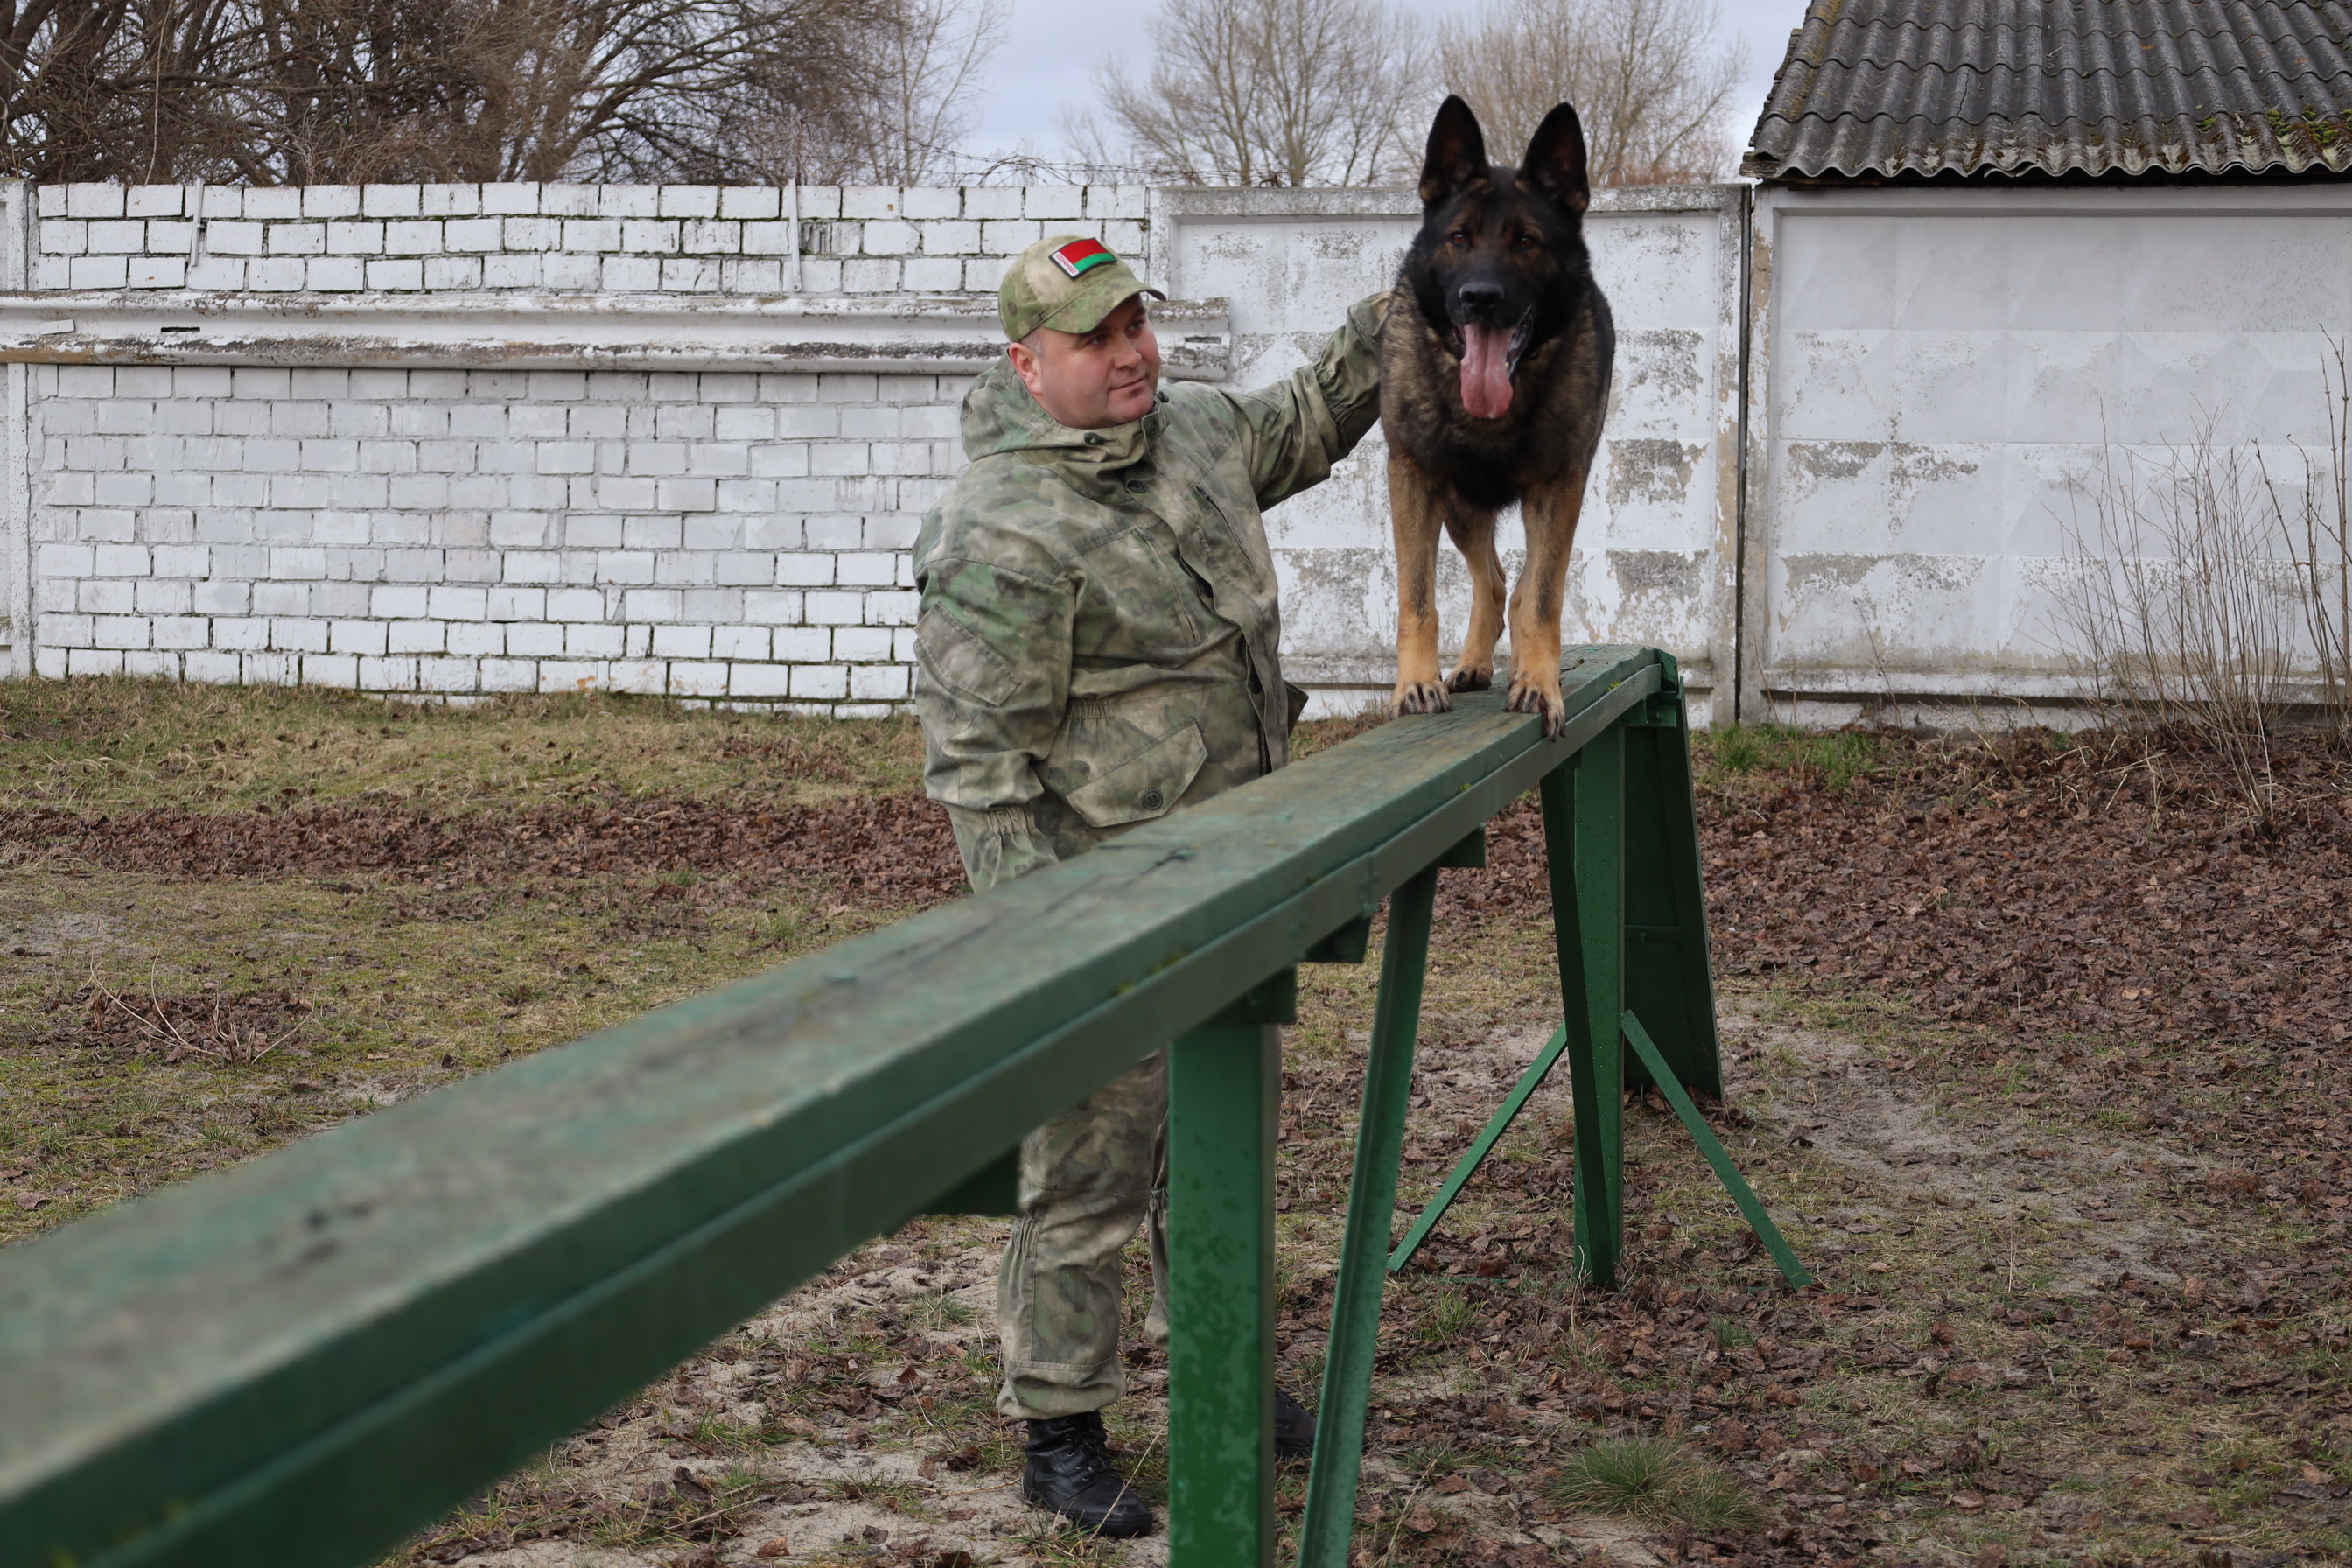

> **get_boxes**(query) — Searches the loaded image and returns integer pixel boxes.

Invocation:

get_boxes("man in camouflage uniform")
[914,233,1385,1536]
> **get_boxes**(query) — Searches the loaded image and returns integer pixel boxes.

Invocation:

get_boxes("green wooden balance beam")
[0,646,1802,1568]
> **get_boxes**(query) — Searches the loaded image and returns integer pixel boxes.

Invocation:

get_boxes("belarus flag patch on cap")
[1049,238,1116,278]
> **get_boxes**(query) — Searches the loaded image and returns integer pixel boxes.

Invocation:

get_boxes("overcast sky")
[963,0,1808,171]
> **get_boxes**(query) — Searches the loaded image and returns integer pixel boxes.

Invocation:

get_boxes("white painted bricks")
[32,184,1152,298]
[34,354,938,700]
[19,183,1156,709]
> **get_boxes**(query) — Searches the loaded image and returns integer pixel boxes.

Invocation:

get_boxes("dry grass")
[1550,1436,1765,1530]
[0,678,925,815]
[0,680,924,1244]
[0,864,888,1243]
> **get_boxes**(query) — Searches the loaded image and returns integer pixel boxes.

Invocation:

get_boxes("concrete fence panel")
[25,177,2342,726]
[1746,183,2352,724]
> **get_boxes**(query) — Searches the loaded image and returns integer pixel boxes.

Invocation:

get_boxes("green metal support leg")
[1620,654,1726,1100]
[1545,727,1627,1287]
[1296,865,1440,1568]
[1167,989,1286,1568]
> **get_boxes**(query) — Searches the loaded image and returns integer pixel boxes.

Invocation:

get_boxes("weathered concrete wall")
[1746,183,2352,724]
[15,177,2350,726]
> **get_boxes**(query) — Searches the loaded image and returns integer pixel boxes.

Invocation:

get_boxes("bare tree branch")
[849,0,1005,183]
[1437,0,1746,185]
[1082,0,1422,187]
[0,0,981,186]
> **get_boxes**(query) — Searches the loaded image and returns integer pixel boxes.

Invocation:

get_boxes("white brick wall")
[6,182,1153,711]
[34,182,1151,300]
[26,360,945,706]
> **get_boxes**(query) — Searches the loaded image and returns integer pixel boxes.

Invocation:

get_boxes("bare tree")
[0,0,959,186]
[1073,0,1422,187]
[1437,0,1746,185]
[846,0,1004,183]
[697,0,1005,185]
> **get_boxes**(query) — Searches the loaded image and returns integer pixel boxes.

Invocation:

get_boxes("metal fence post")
[1541,721,1627,1286]
[1167,971,1292,1568]
[1297,864,1440,1568]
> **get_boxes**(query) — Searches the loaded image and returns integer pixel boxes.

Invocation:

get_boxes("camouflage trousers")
[994,1052,1169,1419]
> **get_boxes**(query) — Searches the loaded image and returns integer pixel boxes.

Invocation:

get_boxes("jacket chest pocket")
[1186,482,1278,605]
[1043,715,1210,829]
[1074,522,1214,661]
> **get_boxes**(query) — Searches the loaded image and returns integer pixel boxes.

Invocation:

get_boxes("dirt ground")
[3,682,2348,1568]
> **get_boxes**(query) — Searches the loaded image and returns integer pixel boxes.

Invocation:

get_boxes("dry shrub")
[2264,337,2352,748]
[2058,412,2315,825]
[80,972,308,1065]
[2057,348,2352,827]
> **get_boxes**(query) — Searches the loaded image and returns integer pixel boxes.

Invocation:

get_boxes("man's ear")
[1007,339,1044,400]
[1419,94,1490,207]
[1519,102,1590,214]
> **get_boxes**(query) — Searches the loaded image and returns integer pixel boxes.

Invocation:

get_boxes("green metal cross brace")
[1620,1012,1810,1291]
[1546,724,1627,1287]
[1295,864,1441,1568]
[1166,969,1295,1568]
[1386,1021,1569,1274]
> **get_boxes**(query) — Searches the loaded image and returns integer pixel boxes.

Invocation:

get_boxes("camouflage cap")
[1000,234,1165,341]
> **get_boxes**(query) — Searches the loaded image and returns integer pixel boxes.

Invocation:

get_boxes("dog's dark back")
[1382,96,1614,513]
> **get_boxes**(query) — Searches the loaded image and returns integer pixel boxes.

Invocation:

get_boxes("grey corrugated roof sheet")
[1745,0,2352,179]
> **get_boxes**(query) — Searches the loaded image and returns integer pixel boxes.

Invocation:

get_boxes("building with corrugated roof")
[1728,0,2352,725]
[1746,0,2352,181]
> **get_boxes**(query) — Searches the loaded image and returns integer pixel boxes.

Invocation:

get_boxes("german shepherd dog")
[1383,94,1614,736]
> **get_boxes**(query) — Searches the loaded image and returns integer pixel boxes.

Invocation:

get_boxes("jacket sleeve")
[915,552,1075,892]
[1229,290,1389,509]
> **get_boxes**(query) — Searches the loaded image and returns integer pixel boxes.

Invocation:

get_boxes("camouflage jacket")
[916,293,1388,890]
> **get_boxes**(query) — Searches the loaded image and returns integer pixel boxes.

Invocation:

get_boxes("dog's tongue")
[1459,324,1514,419]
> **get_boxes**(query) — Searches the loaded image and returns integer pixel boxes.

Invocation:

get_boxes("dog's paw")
[1505,677,1566,738]
[1392,680,1453,716]
[1445,664,1493,693]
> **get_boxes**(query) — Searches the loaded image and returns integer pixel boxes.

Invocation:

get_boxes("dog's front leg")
[1443,506,1505,693]
[1390,452,1450,716]
[1505,477,1588,737]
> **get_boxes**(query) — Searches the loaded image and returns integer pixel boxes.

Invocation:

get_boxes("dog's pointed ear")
[1419,94,1489,207]
[1520,102,1591,214]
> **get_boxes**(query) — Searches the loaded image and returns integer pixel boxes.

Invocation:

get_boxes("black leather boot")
[1021,1412,1154,1536]
[1274,1386,1317,1458]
